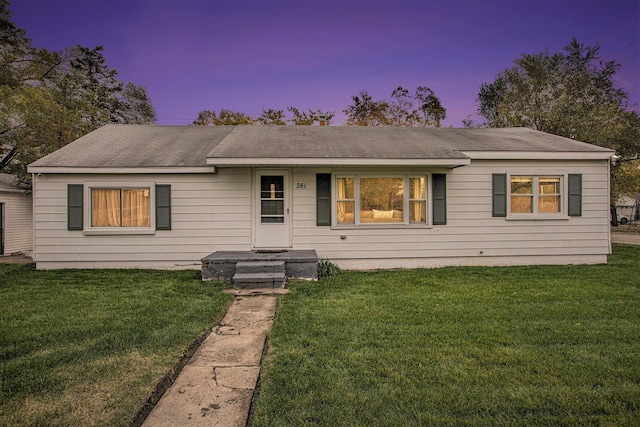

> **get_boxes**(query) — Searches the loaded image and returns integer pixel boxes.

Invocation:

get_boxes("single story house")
[27,124,614,270]
[0,173,33,256]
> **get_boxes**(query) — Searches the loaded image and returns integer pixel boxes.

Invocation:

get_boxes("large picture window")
[91,188,151,227]
[336,176,428,225]
[510,176,561,215]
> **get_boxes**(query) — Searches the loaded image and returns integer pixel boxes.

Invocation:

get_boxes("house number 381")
[295,183,307,189]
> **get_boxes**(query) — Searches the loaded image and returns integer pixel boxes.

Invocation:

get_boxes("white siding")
[291,159,610,268]
[1,190,33,255]
[32,159,611,269]
[32,169,252,269]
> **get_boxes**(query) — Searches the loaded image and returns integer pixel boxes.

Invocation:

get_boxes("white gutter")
[207,158,471,167]
[461,151,615,160]
[26,166,217,174]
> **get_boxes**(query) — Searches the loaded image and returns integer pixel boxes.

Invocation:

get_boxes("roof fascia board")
[0,187,27,194]
[27,166,216,174]
[461,151,614,160]
[206,158,471,167]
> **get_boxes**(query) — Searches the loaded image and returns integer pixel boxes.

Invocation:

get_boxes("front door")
[254,170,291,249]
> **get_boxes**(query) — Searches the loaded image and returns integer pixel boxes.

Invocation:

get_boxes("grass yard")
[251,245,640,426]
[0,265,233,427]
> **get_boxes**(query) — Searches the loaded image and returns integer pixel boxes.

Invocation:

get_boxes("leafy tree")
[193,107,336,126]
[345,87,446,127]
[461,115,482,128]
[0,0,156,184]
[118,82,156,124]
[612,160,640,201]
[476,38,639,158]
[287,107,335,125]
[415,86,446,127]
[344,90,391,126]
[388,87,420,126]
[192,109,254,125]
[477,38,640,204]
[257,108,286,125]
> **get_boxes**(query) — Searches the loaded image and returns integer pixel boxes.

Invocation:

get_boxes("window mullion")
[532,177,538,215]
[404,177,409,224]
[119,189,124,227]
[354,176,360,224]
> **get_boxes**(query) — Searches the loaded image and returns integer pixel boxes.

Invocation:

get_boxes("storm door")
[254,170,291,248]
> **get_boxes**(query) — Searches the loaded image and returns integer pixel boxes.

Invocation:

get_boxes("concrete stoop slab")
[224,287,290,296]
[142,295,278,427]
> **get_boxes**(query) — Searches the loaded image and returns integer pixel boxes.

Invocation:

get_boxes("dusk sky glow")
[10,0,640,127]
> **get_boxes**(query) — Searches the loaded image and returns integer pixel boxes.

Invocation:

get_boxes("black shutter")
[432,174,447,225]
[568,174,582,217]
[492,173,507,217]
[316,174,331,226]
[156,184,171,230]
[68,184,83,230]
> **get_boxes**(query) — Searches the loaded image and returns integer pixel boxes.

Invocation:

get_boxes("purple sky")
[10,0,640,127]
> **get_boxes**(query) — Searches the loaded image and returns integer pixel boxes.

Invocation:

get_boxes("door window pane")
[261,176,284,199]
[261,176,285,223]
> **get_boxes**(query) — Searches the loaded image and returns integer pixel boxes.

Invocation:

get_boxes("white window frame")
[507,173,566,219]
[333,174,431,227]
[83,182,156,235]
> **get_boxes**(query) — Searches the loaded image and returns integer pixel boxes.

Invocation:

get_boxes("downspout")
[31,172,36,264]
[607,157,612,254]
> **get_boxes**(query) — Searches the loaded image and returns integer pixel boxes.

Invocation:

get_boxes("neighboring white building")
[0,173,33,256]
[615,194,639,224]
[27,125,614,270]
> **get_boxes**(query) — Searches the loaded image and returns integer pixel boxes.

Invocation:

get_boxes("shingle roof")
[208,126,612,159]
[427,127,613,152]
[29,125,235,168]
[209,126,469,160]
[0,173,29,193]
[28,124,613,170]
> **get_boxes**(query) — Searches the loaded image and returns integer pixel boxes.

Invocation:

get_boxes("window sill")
[332,223,435,230]
[505,215,570,221]
[83,228,156,236]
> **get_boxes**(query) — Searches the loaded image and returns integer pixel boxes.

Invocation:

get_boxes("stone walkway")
[142,294,279,427]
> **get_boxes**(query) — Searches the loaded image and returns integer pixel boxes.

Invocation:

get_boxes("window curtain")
[410,178,426,222]
[122,189,150,227]
[337,178,354,223]
[92,189,121,227]
[91,188,150,227]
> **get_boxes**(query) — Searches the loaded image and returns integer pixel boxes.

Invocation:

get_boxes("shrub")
[318,259,342,279]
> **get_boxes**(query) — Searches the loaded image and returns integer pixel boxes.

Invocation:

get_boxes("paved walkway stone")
[142,295,278,427]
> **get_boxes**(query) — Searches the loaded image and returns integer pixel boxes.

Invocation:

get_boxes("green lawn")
[251,245,640,426]
[0,265,233,427]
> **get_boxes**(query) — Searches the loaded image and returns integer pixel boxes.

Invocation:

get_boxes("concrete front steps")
[232,261,286,289]
[201,250,319,287]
